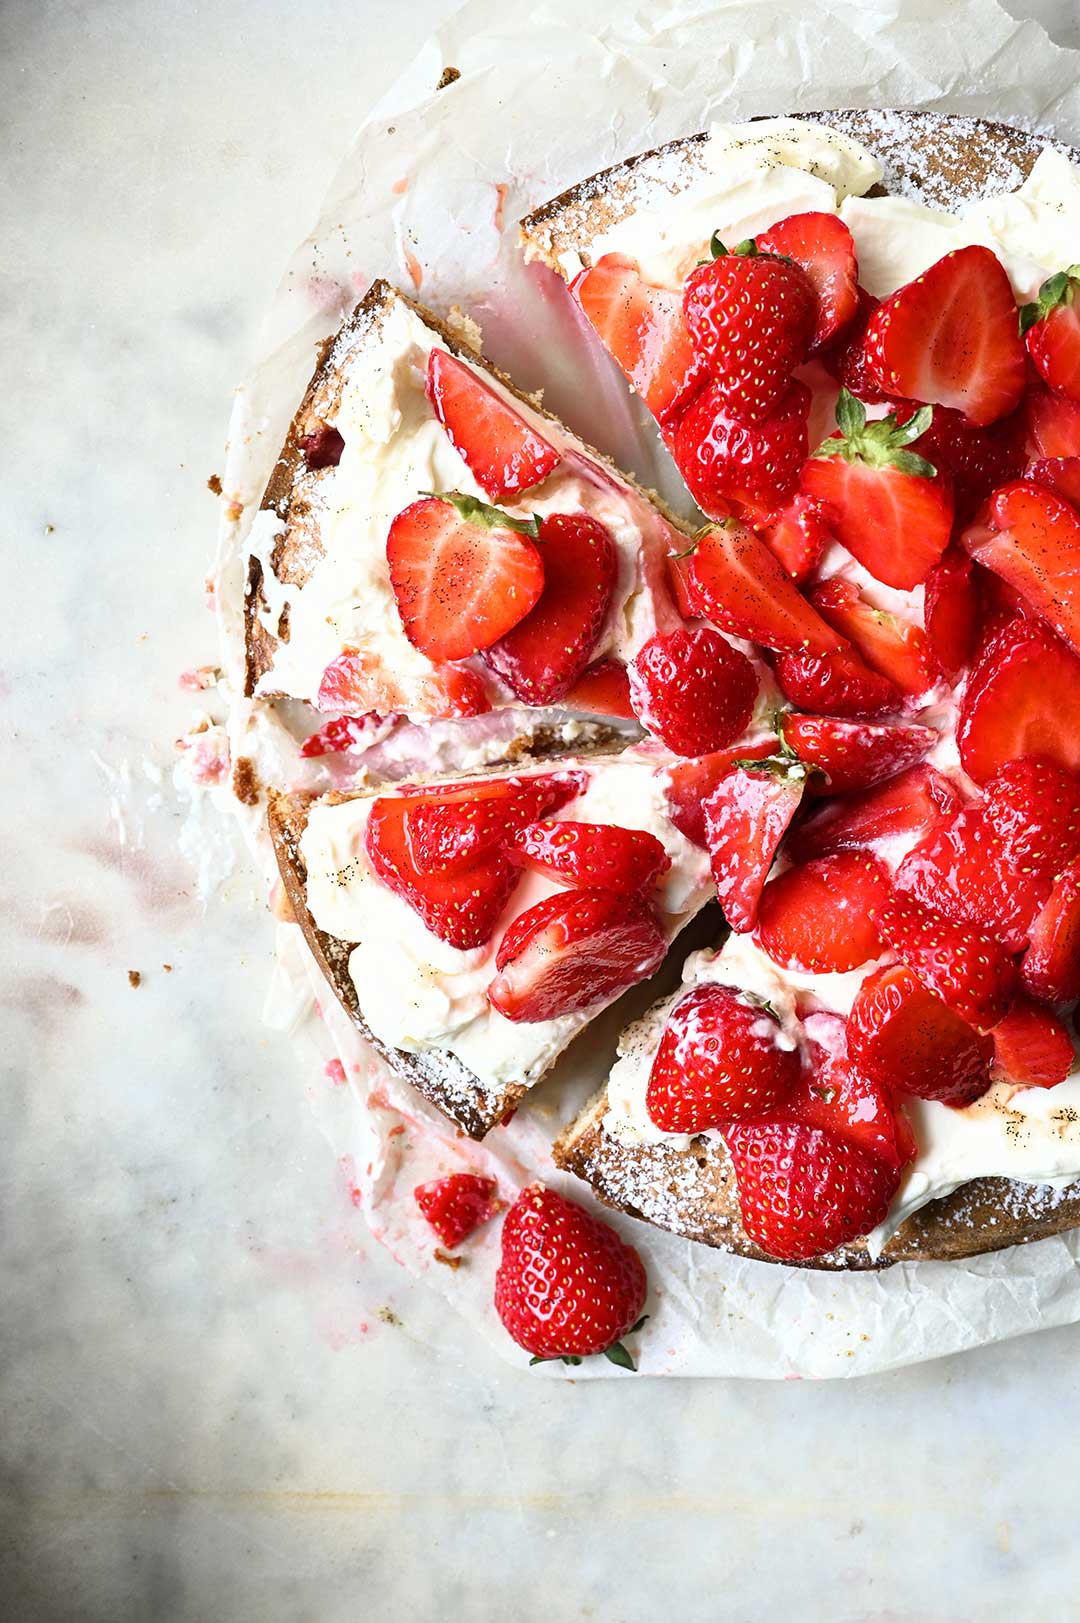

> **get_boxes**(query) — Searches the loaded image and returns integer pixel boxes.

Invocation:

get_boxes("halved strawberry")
[786,763,960,864]
[1026,383,1080,458]
[484,512,616,704]
[755,212,859,354]
[659,738,778,848]
[893,804,1052,953]
[681,518,844,655]
[425,348,560,501]
[809,578,941,697]
[1021,265,1080,403]
[628,627,758,758]
[674,379,811,517]
[682,237,815,423]
[755,850,890,972]
[571,252,708,424]
[702,759,808,932]
[820,285,892,404]
[896,401,1026,526]
[864,245,1026,426]
[644,983,800,1133]
[1029,456,1080,509]
[315,648,490,720]
[562,658,635,719]
[387,493,544,661]
[756,494,831,583]
[510,820,670,894]
[782,714,936,796]
[924,546,982,679]
[992,995,1075,1088]
[794,1010,916,1173]
[982,755,1080,875]
[875,893,1016,1032]
[961,479,1080,659]
[772,644,902,720]
[414,1173,502,1248]
[957,615,1080,783]
[488,888,666,1023]
[1021,859,1080,1004]
[723,1119,898,1261]
[406,772,586,873]
[846,962,994,1106]
[364,794,519,949]
[299,714,379,757]
[800,393,953,590]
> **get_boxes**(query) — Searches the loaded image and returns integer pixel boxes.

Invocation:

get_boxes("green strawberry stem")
[422,489,542,538]
[528,1314,649,1372]
[1019,264,1080,334]
[811,390,938,478]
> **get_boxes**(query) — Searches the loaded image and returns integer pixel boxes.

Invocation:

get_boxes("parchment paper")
[208,0,1080,1377]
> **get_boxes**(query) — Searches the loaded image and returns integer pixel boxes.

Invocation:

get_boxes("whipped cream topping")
[300,751,713,1097]
[250,297,683,710]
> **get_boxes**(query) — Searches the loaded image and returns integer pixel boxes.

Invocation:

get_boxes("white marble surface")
[6,1,1080,1618]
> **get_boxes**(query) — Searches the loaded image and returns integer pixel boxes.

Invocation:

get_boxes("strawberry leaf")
[602,1341,637,1371]
[422,489,541,538]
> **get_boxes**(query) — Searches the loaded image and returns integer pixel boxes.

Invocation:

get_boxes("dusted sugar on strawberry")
[494,1185,647,1366]
[660,738,778,850]
[627,627,758,758]
[414,1173,502,1249]
[644,982,800,1133]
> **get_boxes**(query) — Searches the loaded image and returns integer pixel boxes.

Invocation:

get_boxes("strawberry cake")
[236,107,1080,1361]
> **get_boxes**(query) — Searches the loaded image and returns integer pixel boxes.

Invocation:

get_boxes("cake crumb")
[163,963,173,973]
[128,970,141,988]
[378,1306,402,1327]
[207,473,223,496]
[437,66,460,90]
[434,1249,463,1270]
[232,756,261,806]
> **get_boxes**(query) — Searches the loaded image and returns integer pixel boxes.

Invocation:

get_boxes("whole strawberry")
[683,237,815,423]
[645,983,800,1133]
[1022,265,1080,403]
[674,379,810,517]
[494,1184,648,1367]
[628,626,759,757]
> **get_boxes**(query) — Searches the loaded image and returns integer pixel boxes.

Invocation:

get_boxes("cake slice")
[269,746,717,1137]
[245,280,689,720]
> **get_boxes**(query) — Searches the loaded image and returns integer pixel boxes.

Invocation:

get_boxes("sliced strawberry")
[820,285,893,404]
[703,759,808,931]
[510,820,670,894]
[896,401,1026,526]
[387,493,544,661]
[864,245,1026,426]
[628,627,758,758]
[682,238,815,423]
[723,1119,898,1261]
[992,996,1075,1088]
[562,658,635,719]
[315,648,490,720]
[571,252,708,424]
[773,644,903,721]
[875,893,1017,1032]
[1021,859,1080,1004]
[957,615,1080,784]
[924,546,982,679]
[809,578,941,697]
[1029,456,1080,509]
[756,494,831,584]
[484,512,616,704]
[406,772,586,874]
[644,983,800,1132]
[786,763,960,864]
[1022,265,1080,403]
[894,804,1052,952]
[794,1010,916,1173]
[425,348,560,501]
[800,393,953,590]
[299,714,379,757]
[961,479,1080,659]
[846,962,993,1106]
[782,715,936,796]
[660,738,778,848]
[755,212,859,354]
[681,518,844,655]
[674,379,811,517]
[488,888,666,1023]
[365,794,519,949]
[755,850,890,973]
[1026,383,1080,458]
[982,755,1080,875]
[300,424,344,470]
[414,1173,502,1248]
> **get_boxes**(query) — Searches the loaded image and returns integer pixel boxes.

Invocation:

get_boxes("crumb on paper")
[224,497,243,523]
[232,756,261,807]
[207,473,223,496]
[378,1306,402,1328]
[44,522,55,534]
[437,66,460,90]
[163,963,173,973]
[128,970,141,988]
[434,1249,463,1270]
